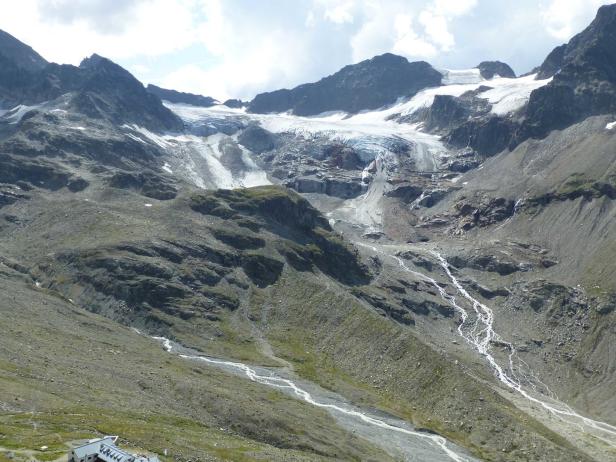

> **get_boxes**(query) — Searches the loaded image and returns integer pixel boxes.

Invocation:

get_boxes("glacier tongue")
[161,100,454,233]
[122,122,271,190]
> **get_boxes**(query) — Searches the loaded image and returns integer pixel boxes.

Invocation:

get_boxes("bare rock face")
[535,44,566,80]
[447,116,518,157]
[324,144,363,170]
[288,174,365,199]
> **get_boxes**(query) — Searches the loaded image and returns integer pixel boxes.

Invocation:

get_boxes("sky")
[0,0,613,101]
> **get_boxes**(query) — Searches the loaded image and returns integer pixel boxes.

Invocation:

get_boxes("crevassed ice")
[164,101,245,123]
[164,101,447,167]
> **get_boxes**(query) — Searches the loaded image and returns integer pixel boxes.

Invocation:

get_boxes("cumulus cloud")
[391,14,437,58]
[349,0,477,62]
[37,0,141,34]
[320,0,356,24]
[0,0,202,64]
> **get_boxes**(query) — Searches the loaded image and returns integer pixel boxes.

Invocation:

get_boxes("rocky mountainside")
[1,6,616,462]
[0,43,180,131]
[434,4,616,156]
[0,29,47,72]
[248,53,443,115]
[514,3,616,144]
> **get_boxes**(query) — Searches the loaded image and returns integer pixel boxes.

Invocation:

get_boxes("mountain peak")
[79,53,130,77]
[368,53,409,64]
[248,54,441,116]
[146,84,218,108]
[510,3,616,147]
[476,61,516,79]
[537,3,616,80]
[79,53,108,68]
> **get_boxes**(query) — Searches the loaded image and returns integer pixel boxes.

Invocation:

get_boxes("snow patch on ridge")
[607,121,616,130]
[384,73,552,118]
[479,74,553,115]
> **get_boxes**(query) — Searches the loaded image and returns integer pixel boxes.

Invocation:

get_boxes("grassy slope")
[245,271,592,462]
[0,271,391,462]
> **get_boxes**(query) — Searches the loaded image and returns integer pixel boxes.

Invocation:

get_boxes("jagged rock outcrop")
[190,186,370,285]
[0,153,85,192]
[223,98,245,108]
[385,183,424,202]
[324,144,363,170]
[453,195,516,230]
[447,253,529,275]
[108,171,178,200]
[238,124,277,153]
[248,53,442,116]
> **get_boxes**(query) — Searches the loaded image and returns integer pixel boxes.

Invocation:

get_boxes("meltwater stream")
[430,252,616,448]
[358,242,616,449]
[149,336,476,462]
